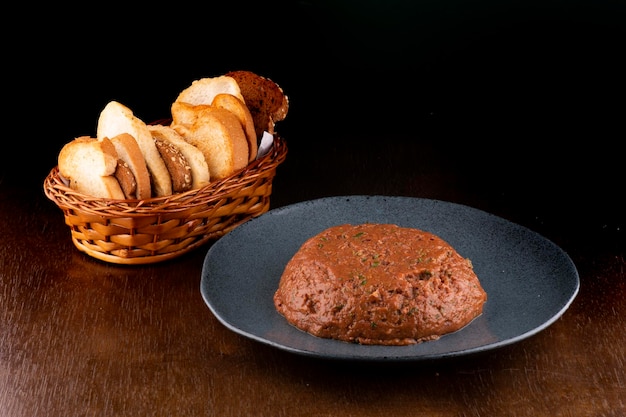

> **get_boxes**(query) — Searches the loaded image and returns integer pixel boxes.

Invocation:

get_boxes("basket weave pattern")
[44,135,287,265]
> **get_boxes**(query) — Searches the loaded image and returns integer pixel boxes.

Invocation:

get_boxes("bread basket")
[44,134,287,265]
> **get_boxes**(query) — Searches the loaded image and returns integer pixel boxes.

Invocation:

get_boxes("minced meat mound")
[273,223,487,345]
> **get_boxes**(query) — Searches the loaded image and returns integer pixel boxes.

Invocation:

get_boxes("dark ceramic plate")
[200,196,579,361]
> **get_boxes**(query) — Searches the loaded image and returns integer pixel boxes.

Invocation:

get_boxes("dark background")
[7,0,624,233]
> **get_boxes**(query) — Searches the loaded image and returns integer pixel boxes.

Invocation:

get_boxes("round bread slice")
[58,136,126,199]
[172,107,249,181]
[225,70,289,138]
[148,124,210,189]
[174,76,245,107]
[109,133,151,199]
[211,93,258,162]
[171,101,211,128]
[96,101,172,197]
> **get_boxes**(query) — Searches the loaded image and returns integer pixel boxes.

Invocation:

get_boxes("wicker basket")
[44,135,287,265]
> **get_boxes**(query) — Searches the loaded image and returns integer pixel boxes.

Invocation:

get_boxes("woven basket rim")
[44,134,287,215]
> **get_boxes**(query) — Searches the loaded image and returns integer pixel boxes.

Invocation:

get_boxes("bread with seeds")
[225,70,289,139]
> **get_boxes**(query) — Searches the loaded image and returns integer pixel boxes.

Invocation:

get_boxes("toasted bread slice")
[211,93,257,161]
[109,133,151,199]
[225,70,289,138]
[153,136,192,193]
[171,101,211,127]
[58,136,126,199]
[96,101,172,197]
[114,159,137,199]
[148,124,211,189]
[174,76,245,107]
[172,107,249,181]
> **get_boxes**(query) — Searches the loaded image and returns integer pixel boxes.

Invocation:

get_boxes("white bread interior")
[147,124,211,189]
[96,101,172,197]
[174,76,245,107]
[58,136,125,199]
[171,101,208,127]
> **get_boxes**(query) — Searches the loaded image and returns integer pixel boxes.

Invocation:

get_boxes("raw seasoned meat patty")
[273,223,487,345]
